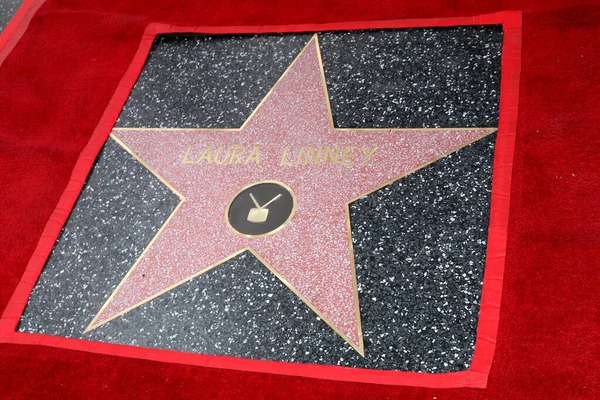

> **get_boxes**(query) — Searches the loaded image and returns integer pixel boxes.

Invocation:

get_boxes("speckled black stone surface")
[116,27,502,129]
[19,28,502,372]
[18,138,181,336]
[320,28,502,128]
[348,134,494,371]
[0,0,23,32]
[116,34,312,129]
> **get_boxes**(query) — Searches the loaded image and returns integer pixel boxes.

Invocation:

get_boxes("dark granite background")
[19,27,502,373]
[0,0,23,32]
[116,27,502,129]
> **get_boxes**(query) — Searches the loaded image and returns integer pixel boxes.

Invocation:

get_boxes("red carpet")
[0,0,598,398]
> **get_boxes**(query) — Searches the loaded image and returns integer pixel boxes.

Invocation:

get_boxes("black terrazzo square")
[19,27,502,373]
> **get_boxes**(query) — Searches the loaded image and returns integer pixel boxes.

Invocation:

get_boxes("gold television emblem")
[247,193,281,223]
[248,207,269,223]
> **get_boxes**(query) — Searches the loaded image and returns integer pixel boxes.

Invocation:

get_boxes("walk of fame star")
[85,34,495,355]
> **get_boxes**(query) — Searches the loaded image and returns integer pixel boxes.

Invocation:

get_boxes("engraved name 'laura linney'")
[181,145,378,167]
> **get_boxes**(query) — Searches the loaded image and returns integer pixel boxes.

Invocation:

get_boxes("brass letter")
[295,147,305,165]
[361,146,378,166]
[341,146,357,166]
[323,146,339,166]
[197,146,213,164]
[230,145,246,164]
[280,147,293,166]
[214,146,232,165]
[245,146,260,164]
[303,146,323,165]
[182,145,195,164]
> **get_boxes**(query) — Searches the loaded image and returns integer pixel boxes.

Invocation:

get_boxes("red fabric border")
[0,0,47,67]
[0,11,522,388]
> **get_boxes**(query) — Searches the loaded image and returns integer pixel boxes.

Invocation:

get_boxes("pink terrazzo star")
[87,35,494,354]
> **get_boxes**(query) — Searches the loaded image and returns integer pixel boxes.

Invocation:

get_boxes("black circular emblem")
[226,181,296,237]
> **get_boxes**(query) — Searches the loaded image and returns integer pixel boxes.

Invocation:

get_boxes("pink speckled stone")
[96,37,492,351]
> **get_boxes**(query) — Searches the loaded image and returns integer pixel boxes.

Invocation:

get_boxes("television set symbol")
[247,193,281,223]
[226,181,296,237]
